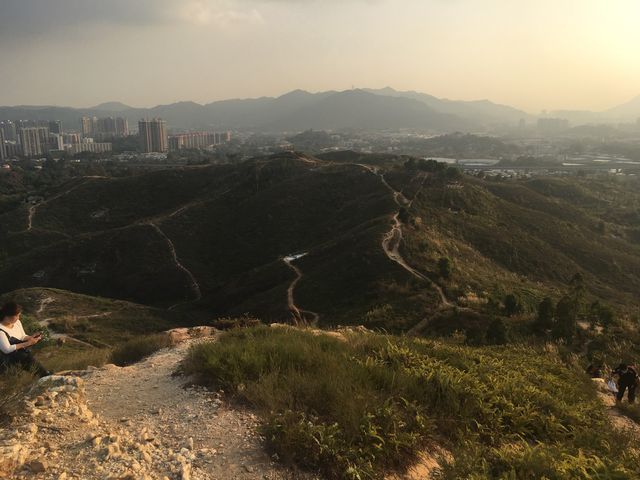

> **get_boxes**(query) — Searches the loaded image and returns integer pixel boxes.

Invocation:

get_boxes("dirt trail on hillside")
[83,338,303,479]
[357,165,451,310]
[594,380,640,436]
[35,295,97,348]
[282,255,320,325]
[147,223,202,309]
[25,178,96,232]
[1,334,316,480]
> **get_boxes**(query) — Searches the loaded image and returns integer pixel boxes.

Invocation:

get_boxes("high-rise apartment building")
[63,133,81,145]
[48,120,63,134]
[19,127,48,157]
[115,117,129,137]
[50,133,64,151]
[138,119,167,153]
[94,117,129,140]
[0,129,6,160]
[81,116,98,137]
[0,121,17,142]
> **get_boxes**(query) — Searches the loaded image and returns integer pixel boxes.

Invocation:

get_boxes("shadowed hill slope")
[1,152,640,329]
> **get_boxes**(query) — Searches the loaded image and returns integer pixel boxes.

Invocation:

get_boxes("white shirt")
[0,319,27,354]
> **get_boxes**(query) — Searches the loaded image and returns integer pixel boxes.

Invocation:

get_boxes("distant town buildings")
[81,116,129,140]
[67,141,112,155]
[50,133,64,151]
[0,121,17,141]
[81,116,97,137]
[63,133,81,145]
[0,129,5,160]
[48,120,63,134]
[168,131,231,151]
[139,118,168,153]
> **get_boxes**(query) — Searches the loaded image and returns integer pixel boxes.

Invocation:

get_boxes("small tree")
[486,317,509,345]
[533,297,555,334]
[552,295,577,342]
[503,294,522,317]
[438,257,451,279]
[445,166,462,180]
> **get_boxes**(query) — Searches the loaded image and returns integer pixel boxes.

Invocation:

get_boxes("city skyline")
[1,0,640,113]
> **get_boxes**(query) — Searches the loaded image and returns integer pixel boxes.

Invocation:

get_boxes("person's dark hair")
[617,363,628,371]
[0,301,22,320]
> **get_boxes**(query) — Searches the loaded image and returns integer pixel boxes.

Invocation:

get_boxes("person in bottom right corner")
[612,363,639,404]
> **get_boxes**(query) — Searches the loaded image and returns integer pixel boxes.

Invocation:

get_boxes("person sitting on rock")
[612,363,639,404]
[0,301,50,377]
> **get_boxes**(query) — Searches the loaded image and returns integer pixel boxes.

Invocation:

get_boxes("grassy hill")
[184,326,640,479]
[1,151,640,335]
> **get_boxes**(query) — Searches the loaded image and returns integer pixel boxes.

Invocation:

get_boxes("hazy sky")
[1,0,639,112]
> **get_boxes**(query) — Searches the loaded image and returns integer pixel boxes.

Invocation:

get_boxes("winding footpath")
[25,178,103,232]
[357,165,451,310]
[35,295,97,348]
[147,223,202,309]
[282,254,320,325]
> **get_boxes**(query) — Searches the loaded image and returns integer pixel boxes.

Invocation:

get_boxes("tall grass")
[0,367,35,426]
[41,347,112,372]
[109,333,171,367]
[183,326,638,479]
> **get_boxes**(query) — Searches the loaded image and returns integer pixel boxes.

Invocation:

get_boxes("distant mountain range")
[0,88,639,133]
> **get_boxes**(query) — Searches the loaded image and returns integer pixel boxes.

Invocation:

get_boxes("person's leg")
[616,383,627,402]
[628,384,636,404]
[12,349,51,377]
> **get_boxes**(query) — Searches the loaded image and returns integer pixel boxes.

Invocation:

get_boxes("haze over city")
[1,0,640,112]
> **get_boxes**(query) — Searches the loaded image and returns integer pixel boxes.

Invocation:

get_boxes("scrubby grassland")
[0,288,196,373]
[401,171,640,310]
[183,326,639,480]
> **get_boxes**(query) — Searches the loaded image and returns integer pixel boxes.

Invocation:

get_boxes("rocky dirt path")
[282,255,319,326]
[593,378,640,435]
[357,165,452,315]
[1,331,314,480]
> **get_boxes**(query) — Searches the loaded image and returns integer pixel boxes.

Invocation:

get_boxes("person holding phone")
[0,301,51,377]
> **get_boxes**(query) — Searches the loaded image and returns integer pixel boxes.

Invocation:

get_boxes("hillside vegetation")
[1,151,640,335]
[0,287,195,372]
[184,326,639,479]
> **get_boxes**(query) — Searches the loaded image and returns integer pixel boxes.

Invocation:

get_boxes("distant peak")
[278,89,312,99]
[91,101,132,111]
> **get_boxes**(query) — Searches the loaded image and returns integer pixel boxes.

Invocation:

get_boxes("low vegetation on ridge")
[183,326,639,480]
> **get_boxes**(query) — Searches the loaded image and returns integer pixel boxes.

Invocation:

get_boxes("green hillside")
[1,151,640,335]
[184,326,640,480]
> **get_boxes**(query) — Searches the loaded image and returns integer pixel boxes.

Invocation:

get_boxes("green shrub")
[485,317,509,345]
[183,327,636,479]
[110,333,171,366]
[437,257,452,279]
